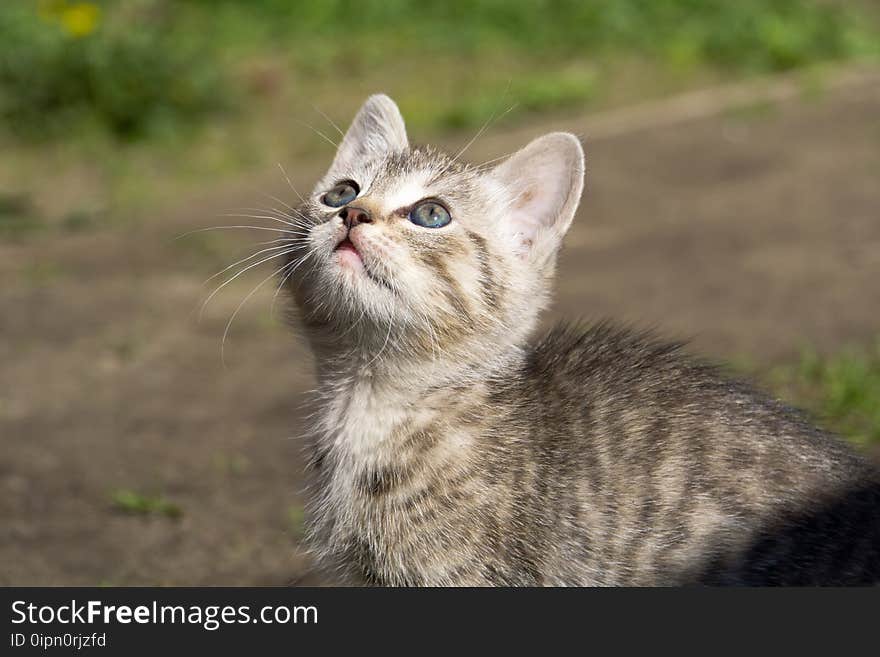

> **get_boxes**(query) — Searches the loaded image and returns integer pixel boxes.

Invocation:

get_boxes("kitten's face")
[287,95,584,363]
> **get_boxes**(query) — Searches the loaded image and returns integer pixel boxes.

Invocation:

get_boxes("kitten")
[280,94,880,585]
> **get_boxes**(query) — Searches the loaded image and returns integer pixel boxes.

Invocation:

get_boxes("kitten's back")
[497,322,880,584]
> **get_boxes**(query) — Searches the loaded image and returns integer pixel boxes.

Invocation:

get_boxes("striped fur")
[280,95,880,586]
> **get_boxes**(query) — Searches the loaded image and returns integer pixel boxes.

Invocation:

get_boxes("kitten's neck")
[308,340,522,460]
[313,344,524,398]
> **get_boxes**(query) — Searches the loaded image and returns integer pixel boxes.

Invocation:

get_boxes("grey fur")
[278,95,880,586]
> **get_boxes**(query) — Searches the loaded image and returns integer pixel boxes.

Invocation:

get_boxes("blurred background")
[1,0,878,585]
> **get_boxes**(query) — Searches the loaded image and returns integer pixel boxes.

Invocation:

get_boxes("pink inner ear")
[516,188,536,207]
[507,179,557,253]
[491,132,585,260]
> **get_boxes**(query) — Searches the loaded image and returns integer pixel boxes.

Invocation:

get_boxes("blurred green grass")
[0,1,226,140]
[2,0,877,139]
[0,1,878,225]
[110,489,183,519]
[766,340,880,448]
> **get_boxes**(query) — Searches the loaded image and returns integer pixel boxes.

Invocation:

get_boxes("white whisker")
[365,313,395,369]
[218,212,303,229]
[277,162,307,205]
[257,190,299,215]
[450,101,518,168]
[175,225,295,239]
[221,259,295,367]
[200,247,299,320]
[295,119,339,150]
[203,242,298,286]
[270,246,319,318]
[311,104,346,139]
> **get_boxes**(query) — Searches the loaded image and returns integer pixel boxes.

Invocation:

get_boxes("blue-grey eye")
[322,181,359,207]
[409,201,451,228]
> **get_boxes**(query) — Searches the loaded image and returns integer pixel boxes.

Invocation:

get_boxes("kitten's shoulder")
[516,321,867,467]
[522,320,714,387]
[515,320,786,421]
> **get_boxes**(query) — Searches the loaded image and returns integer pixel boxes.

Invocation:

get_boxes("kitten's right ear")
[491,132,585,266]
[329,94,408,172]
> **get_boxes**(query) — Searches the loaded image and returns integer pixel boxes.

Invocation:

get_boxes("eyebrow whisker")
[277,162,307,205]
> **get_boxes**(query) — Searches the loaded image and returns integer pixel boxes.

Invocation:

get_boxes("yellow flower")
[59,3,101,38]
[40,1,102,39]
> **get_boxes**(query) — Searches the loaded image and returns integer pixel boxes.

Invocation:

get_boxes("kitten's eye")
[409,201,451,228]
[322,181,359,207]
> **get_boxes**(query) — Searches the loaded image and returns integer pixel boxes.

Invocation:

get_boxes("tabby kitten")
[281,94,879,585]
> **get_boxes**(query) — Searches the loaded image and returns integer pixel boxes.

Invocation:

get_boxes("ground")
[1,73,878,585]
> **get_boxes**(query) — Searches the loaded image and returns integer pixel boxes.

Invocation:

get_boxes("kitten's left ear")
[491,132,584,265]
[330,94,409,172]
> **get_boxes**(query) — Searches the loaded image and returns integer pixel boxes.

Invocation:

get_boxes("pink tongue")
[337,238,358,253]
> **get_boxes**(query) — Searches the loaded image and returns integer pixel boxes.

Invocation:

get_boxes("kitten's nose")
[339,206,372,229]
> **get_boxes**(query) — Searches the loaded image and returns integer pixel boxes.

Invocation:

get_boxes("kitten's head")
[287,94,584,366]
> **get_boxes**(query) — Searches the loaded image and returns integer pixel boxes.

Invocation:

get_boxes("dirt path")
[1,74,878,585]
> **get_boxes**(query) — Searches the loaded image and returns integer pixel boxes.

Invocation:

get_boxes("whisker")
[336,305,367,342]
[200,247,300,320]
[269,263,296,320]
[450,101,518,167]
[474,149,519,170]
[203,242,298,286]
[277,163,307,205]
[245,198,312,224]
[175,225,295,239]
[257,190,299,215]
[218,212,303,229]
[365,313,395,369]
[253,235,311,247]
[226,206,312,227]
[221,259,296,367]
[269,247,319,317]
[295,119,339,150]
[421,309,441,365]
[311,103,346,139]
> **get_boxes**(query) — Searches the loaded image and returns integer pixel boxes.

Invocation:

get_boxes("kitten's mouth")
[335,237,359,256]
[334,235,365,270]
[332,233,394,292]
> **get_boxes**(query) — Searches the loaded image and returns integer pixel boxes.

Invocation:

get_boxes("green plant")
[0,1,228,140]
[5,1,877,141]
[180,0,878,72]
[768,340,880,447]
[110,489,183,518]
[287,506,305,539]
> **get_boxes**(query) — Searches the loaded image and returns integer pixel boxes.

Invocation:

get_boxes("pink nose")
[339,206,372,228]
